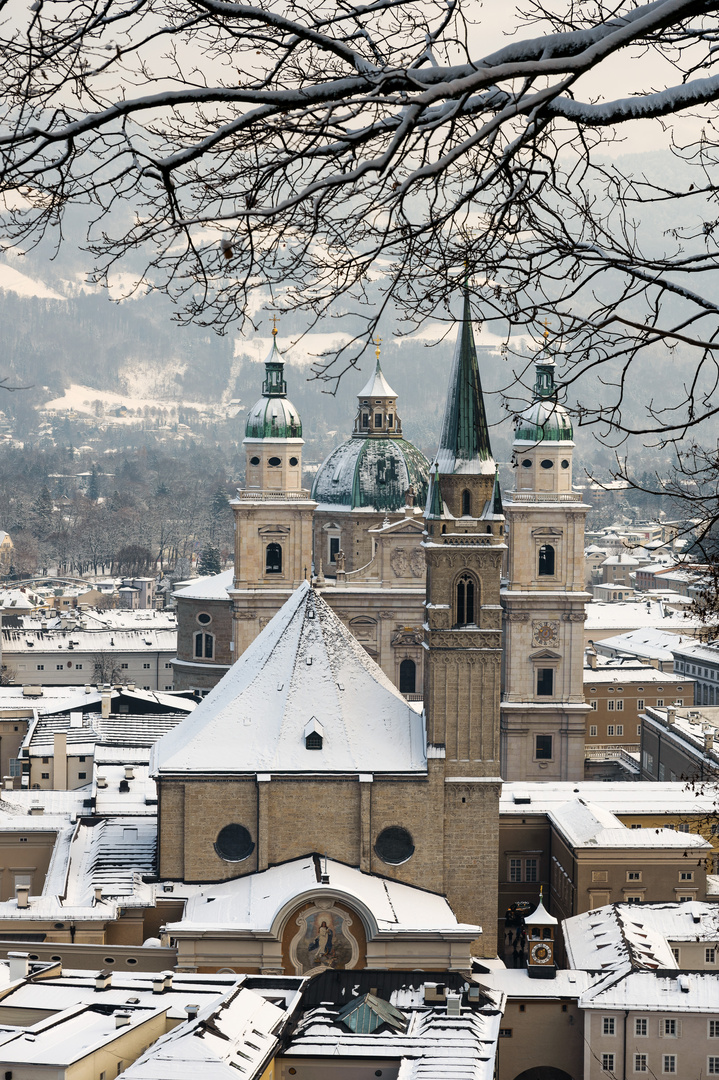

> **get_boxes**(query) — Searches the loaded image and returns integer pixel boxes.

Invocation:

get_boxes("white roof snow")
[153,582,426,776]
[173,569,234,601]
[165,857,477,938]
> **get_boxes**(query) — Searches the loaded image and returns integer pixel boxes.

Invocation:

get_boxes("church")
[157,297,588,972]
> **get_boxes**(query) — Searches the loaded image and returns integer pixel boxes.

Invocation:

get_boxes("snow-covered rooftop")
[173,568,234,601]
[154,582,426,776]
[500,780,719,818]
[563,904,680,972]
[547,799,710,851]
[592,627,695,663]
[585,600,715,634]
[165,856,477,939]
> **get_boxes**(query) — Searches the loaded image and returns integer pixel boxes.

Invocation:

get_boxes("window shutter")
[658,1019,664,1037]
[676,1020,682,1038]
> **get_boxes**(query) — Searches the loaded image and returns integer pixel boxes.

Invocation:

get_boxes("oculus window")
[215,824,254,862]
[375,826,414,865]
[268,456,282,467]
[249,455,260,466]
[540,459,554,469]
[289,456,299,466]
[535,734,553,759]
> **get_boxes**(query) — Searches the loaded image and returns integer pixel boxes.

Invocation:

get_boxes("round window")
[215,824,255,862]
[374,826,415,865]
[540,459,554,469]
[268,456,282,467]
[197,612,212,625]
[289,456,299,466]
[561,459,570,469]
[522,459,532,468]
[250,455,260,466]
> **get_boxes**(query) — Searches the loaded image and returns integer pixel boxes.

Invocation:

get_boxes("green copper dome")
[245,334,302,439]
[514,356,573,443]
[312,436,430,512]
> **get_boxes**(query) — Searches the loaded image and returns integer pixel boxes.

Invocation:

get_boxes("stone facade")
[156,297,507,964]
[172,591,233,692]
[501,354,590,782]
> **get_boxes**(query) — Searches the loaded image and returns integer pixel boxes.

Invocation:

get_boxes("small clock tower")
[500,341,591,781]
[525,888,558,979]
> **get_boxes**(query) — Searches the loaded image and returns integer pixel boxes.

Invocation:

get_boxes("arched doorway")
[514,1069,576,1080]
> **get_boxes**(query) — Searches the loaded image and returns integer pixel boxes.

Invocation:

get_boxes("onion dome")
[514,353,573,445]
[312,344,430,511]
[245,331,302,440]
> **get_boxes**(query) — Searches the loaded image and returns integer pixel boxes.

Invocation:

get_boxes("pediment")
[531,527,563,538]
[529,649,562,660]
[258,525,291,536]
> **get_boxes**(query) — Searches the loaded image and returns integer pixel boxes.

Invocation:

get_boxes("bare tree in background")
[4,0,719,439]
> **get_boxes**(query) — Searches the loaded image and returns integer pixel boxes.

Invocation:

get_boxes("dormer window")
[304,717,324,749]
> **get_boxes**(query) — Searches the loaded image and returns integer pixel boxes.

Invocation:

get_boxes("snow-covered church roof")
[152,582,426,776]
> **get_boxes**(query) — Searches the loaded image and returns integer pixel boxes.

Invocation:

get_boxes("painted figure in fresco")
[308,919,333,963]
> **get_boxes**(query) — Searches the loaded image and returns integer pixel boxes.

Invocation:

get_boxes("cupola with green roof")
[312,343,430,514]
[512,336,576,496]
[244,327,305,493]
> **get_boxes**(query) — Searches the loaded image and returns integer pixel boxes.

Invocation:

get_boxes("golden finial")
[271,314,278,337]
[374,336,382,363]
[543,318,549,341]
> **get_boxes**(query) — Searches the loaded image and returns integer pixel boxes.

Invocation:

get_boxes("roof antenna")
[321,853,330,885]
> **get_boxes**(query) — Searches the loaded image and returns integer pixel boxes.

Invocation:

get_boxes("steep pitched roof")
[435,291,494,476]
[358,356,398,400]
[153,582,426,776]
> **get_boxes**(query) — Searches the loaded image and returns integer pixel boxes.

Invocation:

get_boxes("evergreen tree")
[88,465,99,501]
[198,543,221,576]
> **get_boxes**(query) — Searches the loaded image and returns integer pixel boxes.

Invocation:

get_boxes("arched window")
[266,542,282,574]
[399,658,416,694]
[194,631,214,660]
[456,574,475,626]
[461,489,471,516]
[538,543,555,576]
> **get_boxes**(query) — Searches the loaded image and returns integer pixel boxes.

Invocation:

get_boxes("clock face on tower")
[532,620,559,647]
[530,941,553,965]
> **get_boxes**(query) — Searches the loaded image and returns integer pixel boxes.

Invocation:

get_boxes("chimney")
[94,886,103,905]
[587,650,597,670]
[162,970,173,991]
[124,765,135,781]
[8,951,29,980]
[101,684,112,719]
[152,974,165,994]
[3,776,13,790]
[84,684,92,694]
[185,1004,199,1021]
[96,776,108,789]
[666,706,676,725]
[115,1012,132,1028]
[29,805,44,816]
[95,971,112,991]
[53,732,67,790]
[446,993,462,1017]
[705,731,715,752]
[16,887,29,909]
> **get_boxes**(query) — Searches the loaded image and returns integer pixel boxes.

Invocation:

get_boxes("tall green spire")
[493,468,503,516]
[436,290,493,473]
[426,465,445,519]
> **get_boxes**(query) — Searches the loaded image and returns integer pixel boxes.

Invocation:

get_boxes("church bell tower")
[230,327,316,658]
[500,341,590,781]
[423,290,505,952]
